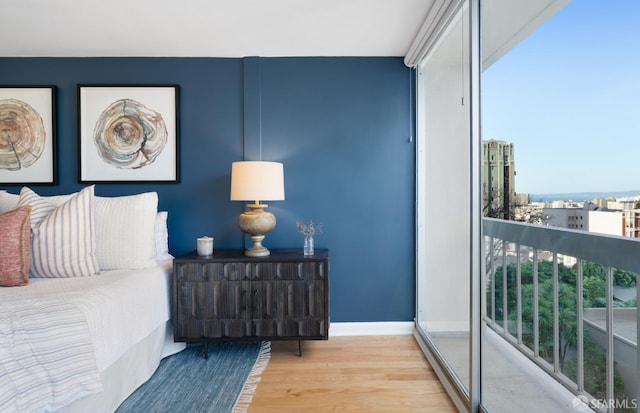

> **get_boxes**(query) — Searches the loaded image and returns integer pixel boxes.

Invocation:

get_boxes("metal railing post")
[553,253,559,373]
[533,249,539,358]
[502,243,508,331]
[516,243,522,344]
[490,237,496,323]
[576,259,584,393]
[606,266,614,412]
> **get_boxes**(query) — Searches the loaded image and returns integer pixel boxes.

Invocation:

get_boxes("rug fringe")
[232,341,272,413]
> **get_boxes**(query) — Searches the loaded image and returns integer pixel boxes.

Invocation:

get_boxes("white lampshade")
[230,161,285,201]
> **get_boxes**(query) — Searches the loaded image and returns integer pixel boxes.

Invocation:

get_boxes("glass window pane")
[415,4,470,394]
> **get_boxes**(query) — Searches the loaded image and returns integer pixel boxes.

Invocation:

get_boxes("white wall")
[588,210,623,236]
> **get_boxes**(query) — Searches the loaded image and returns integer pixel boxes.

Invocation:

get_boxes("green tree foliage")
[614,268,637,287]
[582,261,606,279]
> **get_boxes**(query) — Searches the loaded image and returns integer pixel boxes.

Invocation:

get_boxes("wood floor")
[248,335,457,412]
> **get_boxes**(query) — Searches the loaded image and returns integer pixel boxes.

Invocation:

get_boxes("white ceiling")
[0,0,434,57]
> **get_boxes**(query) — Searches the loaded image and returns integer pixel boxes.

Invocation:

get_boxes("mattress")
[0,263,174,412]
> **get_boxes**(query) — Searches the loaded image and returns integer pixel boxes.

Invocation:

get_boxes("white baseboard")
[329,321,415,336]
[423,321,469,333]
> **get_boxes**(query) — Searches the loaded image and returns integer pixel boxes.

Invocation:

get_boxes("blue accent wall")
[0,57,415,322]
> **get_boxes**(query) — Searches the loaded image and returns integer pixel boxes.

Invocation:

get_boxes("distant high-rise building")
[482,139,515,220]
[605,200,640,238]
[515,192,530,206]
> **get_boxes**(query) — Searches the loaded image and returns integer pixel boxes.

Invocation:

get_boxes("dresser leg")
[298,340,302,357]
[201,342,209,359]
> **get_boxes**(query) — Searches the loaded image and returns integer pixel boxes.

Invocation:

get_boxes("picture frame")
[78,84,179,183]
[0,85,57,185]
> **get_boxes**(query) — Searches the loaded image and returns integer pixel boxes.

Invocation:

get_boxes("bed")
[0,187,185,413]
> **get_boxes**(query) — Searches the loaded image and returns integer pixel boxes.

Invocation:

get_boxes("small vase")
[304,236,314,256]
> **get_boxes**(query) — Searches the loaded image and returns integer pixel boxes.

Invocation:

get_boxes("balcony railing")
[483,218,640,412]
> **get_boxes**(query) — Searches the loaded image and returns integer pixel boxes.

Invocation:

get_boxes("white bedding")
[0,263,173,412]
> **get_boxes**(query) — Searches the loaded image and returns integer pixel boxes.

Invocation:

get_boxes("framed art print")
[78,84,179,183]
[0,86,56,185]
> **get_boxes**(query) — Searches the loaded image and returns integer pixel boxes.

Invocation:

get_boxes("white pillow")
[17,187,57,228]
[0,190,19,213]
[17,185,99,278]
[155,211,174,262]
[95,192,158,270]
[45,193,74,206]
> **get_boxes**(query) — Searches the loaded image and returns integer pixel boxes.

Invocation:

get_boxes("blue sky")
[481,0,640,195]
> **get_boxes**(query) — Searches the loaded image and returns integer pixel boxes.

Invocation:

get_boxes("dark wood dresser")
[172,249,329,355]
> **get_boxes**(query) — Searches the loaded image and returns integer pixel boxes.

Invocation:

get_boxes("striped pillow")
[17,186,99,278]
[17,187,57,228]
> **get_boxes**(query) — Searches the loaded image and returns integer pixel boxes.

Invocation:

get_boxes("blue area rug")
[116,341,270,413]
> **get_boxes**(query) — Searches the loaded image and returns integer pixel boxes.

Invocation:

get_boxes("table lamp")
[230,161,285,257]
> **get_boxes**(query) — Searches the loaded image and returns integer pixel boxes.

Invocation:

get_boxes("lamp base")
[245,235,270,257]
[238,203,276,257]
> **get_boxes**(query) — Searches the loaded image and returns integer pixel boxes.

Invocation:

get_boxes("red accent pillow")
[0,206,32,287]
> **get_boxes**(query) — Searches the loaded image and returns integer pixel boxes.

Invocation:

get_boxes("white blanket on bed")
[0,294,102,412]
[0,263,172,413]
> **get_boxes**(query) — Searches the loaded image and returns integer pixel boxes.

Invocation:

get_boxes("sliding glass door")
[415,1,472,407]
[414,1,600,412]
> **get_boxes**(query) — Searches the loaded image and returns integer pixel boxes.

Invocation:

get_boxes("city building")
[543,205,624,236]
[514,192,529,206]
[607,200,640,238]
[482,139,516,220]
[539,199,640,239]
